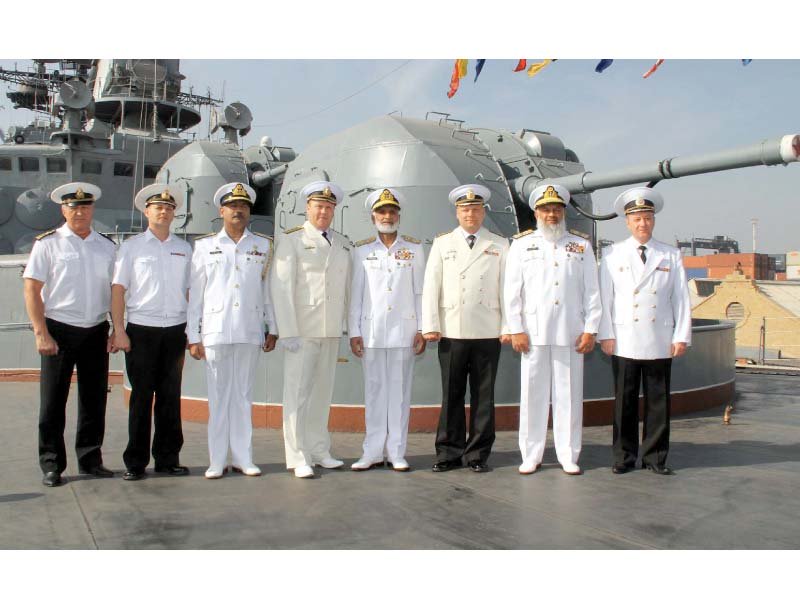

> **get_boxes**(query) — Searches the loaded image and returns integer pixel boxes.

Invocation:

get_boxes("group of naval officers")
[22,175,691,488]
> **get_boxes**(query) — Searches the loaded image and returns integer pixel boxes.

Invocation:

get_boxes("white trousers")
[361,347,415,462]
[204,343,261,470]
[519,344,584,466]
[282,337,338,468]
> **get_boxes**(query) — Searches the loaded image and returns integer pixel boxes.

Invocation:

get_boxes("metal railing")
[759,316,800,364]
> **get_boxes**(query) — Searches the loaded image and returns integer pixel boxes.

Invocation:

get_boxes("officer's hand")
[413,332,426,355]
[263,334,278,353]
[600,339,615,356]
[499,334,512,345]
[106,335,114,354]
[511,333,529,354]
[671,342,688,358]
[112,330,131,353]
[350,336,364,358]
[188,342,206,361]
[279,337,302,353]
[423,332,441,343]
[35,332,59,356]
[575,333,596,354]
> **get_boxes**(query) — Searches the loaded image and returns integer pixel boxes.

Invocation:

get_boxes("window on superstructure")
[19,157,39,172]
[0,157,11,171]
[81,159,102,175]
[114,162,134,177]
[143,164,160,180]
[46,158,67,173]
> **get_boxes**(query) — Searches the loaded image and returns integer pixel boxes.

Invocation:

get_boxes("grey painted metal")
[542,134,800,195]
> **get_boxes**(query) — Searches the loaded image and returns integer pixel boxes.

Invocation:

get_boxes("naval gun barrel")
[251,164,289,187]
[540,134,800,196]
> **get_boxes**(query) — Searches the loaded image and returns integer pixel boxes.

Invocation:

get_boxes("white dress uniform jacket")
[348,235,424,348]
[599,236,692,360]
[505,230,602,342]
[422,227,509,339]
[24,223,116,327]
[271,221,351,339]
[112,230,192,327]
[186,228,276,346]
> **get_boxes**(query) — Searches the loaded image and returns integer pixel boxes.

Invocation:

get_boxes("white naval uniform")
[348,234,425,463]
[598,237,692,359]
[24,223,116,328]
[271,221,352,469]
[186,228,276,471]
[112,229,192,327]
[504,230,601,466]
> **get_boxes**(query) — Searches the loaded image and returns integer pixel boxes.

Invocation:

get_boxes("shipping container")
[685,268,709,279]
[786,265,800,280]
[787,251,800,266]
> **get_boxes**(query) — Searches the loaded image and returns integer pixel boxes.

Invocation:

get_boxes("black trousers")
[435,337,500,464]
[39,318,109,474]
[123,322,186,471]
[611,355,672,468]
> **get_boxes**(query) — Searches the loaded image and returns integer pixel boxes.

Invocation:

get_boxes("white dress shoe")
[351,457,384,471]
[204,467,227,479]
[562,462,583,475]
[232,464,262,477]
[388,458,410,472]
[313,456,344,469]
[518,460,541,475]
[294,465,315,479]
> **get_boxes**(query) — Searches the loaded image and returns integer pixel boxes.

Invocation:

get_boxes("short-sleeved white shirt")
[23,223,116,328]
[112,229,192,327]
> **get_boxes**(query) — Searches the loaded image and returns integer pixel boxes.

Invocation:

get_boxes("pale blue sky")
[3,58,796,253]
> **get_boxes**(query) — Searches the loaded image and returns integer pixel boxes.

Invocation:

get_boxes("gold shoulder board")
[435,231,449,238]
[35,229,57,241]
[252,232,273,240]
[355,236,376,247]
[568,228,590,240]
[512,229,534,239]
[195,232,216,240]
[284,225,304,234]
[401,234,421,244]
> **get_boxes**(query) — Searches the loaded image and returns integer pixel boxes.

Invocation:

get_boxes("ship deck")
[0,371,797,551]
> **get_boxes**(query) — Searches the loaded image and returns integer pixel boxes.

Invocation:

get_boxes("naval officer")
[111,184,191,481]
[349,188,426,472]
[23,182,116,487]
[271,181,352,478]
[598,187,691,475]
[187,182,277,479]
[421,184,510,473]
[504,184,601,475]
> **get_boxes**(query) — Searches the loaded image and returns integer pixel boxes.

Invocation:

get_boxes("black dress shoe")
[642,463,674,475]
[123,469,145,481]
[468,460,489,473]
[42,471,63,487]
[432,459,461,472]
[79,464,114,478]
[611,464,633,474]
[154,465,190,476]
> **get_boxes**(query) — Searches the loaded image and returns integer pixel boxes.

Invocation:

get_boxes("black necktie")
[322,231,331,246]
[638,245,647,264]
[467,234,476,249]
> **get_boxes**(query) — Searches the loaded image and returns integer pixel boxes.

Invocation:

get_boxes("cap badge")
[465,189,476,201]
[635,198,645,206]
[380,189,394,203]
[75,188,85,200]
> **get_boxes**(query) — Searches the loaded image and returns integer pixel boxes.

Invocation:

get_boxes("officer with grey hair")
[23,182,117,487]
[349,187,426,472]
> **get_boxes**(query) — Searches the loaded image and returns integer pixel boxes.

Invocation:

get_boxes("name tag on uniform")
[484,249,500,256]
[304,245,315,250]
[209,250,222,255]
[171,252,186,257]
[366,256,378,260]
[657,266,670,272]
[527,245,539,251]
[247,248,265,256]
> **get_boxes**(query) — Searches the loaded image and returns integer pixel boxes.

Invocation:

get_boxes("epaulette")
[569,228,590,241]
[284,225,303,234]
[435,231,449,238]
[97,232,116,244]
[252,232,273,240]
[512,229,534,240]
[355,236,376,247]
[195,232,216,240]
[401,234,421,244]
[35,229,57,241]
